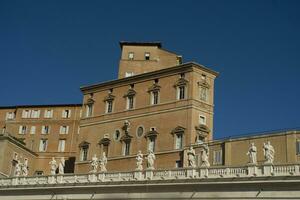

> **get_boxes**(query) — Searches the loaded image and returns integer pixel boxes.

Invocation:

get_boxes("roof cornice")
[80,62,219,94]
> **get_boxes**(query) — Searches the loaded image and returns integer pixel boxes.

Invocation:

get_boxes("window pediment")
[198,80,210,88]
[86,98,95,105]
[79,141,90,148]
[123,88,136,98]
[148,83,161,93]
[145,130,159,139]
[171,126,186,135]
[103,93,115,102]
[195,124,210,140]
[120,134,133,143]
[174,77,188,87]
[98,138,111,146]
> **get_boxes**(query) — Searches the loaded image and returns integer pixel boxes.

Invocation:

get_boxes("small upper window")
[296,141,300,155]
[125,72,134,77]
[128,52,134,60]
[145,52,150,60]
[199,115,206,125]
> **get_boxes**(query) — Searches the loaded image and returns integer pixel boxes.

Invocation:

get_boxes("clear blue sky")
[0,0,299,139]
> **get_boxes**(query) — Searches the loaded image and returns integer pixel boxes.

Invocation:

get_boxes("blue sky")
[0,0,299,139]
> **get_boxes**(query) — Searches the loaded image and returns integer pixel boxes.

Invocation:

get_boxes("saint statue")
[187,146,196,168]
[58,157,65,175]
[99,152,107,172]
[21,158,29,176]
[263,141,275,164]
[90,154,98,173]
[14,158,21,177]
[136,150,143,171]
[246,143,257,164]
[49,157,57,175]
[146,150,156,170]
[201,144,210,167]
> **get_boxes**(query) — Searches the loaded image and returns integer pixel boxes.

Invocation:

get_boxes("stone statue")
[123,120,130,134]
[99,152,107,172]
[201,144,210,167]
[187,146,196,168]
[49,157,57,175]
[90,154,98,173]
[136,150,143,171]
[21,158,29,176]
[58,157,65,175]
[146,150,156,170]
[14,158,21,177]
[247,143,257,164]
[263,141,275,164]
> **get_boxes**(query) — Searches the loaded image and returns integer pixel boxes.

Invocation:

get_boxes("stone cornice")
[80,62,219,94]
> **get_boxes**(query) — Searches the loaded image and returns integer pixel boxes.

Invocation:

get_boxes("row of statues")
[49,157,65,175]
[90,152,108,173]
[247,141,275,164]
[136,150,156,171]
[14,156,28,177]
[187,145,210,168]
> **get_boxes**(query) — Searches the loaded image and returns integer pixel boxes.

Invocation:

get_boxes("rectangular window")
[103,144,109,156]
[178,86,185,100]
[39,139,48,152]
[30,126,36,134]
[148,138,156,152]
[296,141,300,155]
[62,109,71,118]
[200,87,208,102]
[106,101,113,113]
[44,109,53,118]
[80,147,89,161]
[151,91,159,105]
[145,52,150,60]
[128,52,134,60]
[199,115,206,125]
[213,150,222,165]
[31,110,40,118]
[123,142,130,156]
[175,160,183,168]
[125,72,134,77]
[127,96,134,109]
[60,126,69,134]
[22,110,31,118]
[41,125,50,134]
[58,139,66,152]
[86,104,93,117]
[19,125,27,134]
[175,134,183,149]
[5,112,15,120]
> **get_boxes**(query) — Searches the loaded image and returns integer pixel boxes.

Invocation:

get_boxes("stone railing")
[0,164,299,187]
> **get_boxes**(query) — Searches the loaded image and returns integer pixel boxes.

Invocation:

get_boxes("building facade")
[0,42,299,179]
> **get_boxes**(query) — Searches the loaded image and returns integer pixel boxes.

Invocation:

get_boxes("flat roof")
[0,103,82,109]
[119,41,162,48]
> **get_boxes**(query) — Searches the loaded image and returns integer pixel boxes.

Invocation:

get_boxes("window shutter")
[59,126,63,134]
[19,126,23,134]
[68,110,71,118]
[41,126,45,134]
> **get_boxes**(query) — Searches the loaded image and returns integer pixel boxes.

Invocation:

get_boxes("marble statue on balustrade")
[201,144,210,167]
[14,157,21,177]
[247,143,257,165]
[49,157,58,175]
[21,158,29,176]
[99,152,107,172]
[263,141,275,164]
[187,146,196,168]
[146,150,156,170]
[58,157,65,175]
[90,154,98,173]
[136,150,144,171]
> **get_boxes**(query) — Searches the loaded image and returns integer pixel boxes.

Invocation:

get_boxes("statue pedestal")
[187,168,197,178]
[57,175,64,183]
[12,177,19,185]
[134,171,143,180]
[98,173,105,182]
[48,176,56,184]
[247,163,258,176]
[145,170,153,180]
[263,163,274,176]
[199,167,209,178]
[88,174,97,182]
